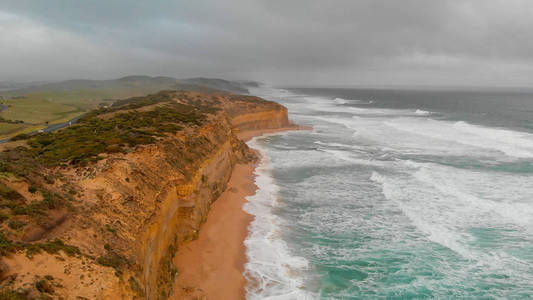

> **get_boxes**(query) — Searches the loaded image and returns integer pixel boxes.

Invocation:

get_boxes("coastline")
[170,126,305,299]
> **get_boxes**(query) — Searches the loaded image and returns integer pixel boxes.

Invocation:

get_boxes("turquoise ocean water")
[243,86,533,299]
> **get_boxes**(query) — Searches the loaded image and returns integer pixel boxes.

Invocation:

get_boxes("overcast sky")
[1,0,533,87]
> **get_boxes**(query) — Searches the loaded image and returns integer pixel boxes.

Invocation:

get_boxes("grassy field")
[1,98,82,123]
[0,123,26,135]
[0,85,177,138]
[0,95,89,138]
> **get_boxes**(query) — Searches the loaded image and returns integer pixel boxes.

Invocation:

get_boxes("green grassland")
[0,97,83,123]
[0,82,184,138]
[0,123,26,136]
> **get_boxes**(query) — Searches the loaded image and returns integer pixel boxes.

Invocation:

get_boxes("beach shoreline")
[170,125,307,299]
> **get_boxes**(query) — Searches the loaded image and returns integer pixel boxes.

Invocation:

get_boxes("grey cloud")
[1,0,533,86]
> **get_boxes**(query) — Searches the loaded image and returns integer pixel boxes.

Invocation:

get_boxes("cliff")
[0,91,291,299]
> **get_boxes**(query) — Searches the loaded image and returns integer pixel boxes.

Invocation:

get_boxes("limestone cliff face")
[84,116,248,299]
[230,106,290,131]
[80,105,289,299]
[0,91,290,300]
[134,116,249,299]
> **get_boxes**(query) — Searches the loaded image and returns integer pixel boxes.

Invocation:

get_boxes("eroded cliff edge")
[0,91,291,299]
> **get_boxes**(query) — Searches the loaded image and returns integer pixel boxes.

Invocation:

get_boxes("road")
[0,113,86,144]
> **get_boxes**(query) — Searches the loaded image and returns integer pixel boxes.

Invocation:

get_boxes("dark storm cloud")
[2,0,533,86]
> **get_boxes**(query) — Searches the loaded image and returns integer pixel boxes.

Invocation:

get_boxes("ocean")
[243,86,533,299]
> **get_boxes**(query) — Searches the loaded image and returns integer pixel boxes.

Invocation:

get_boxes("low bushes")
[22,95,207,167]
[24,239,81,258]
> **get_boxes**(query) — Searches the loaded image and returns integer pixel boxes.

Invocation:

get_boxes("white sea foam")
[313,141,367,152]
[266,148,342,169]
[332,97,373,105]
[333,97,347,104]
[385,118,533,158]
[315,112,533,159]
[319,149,389,167]
[371,161,533,273]
[414,109,432,115]
[406,161,533,229]
[243,137,317,300]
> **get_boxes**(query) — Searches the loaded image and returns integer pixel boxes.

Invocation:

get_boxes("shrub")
[10,133,31,141]
[44,175,55,185]
[104,224,117,235]
[12,202,45,217]
[41,192,63,210]
[0,288,29,300]
[25,239,81,258]
[129,277,144,297]
[20,92,208,167]
[7,219,25,230]
[96,251,127,269]
[0,184,23,202]
[0,232,20,256]
[35,279,54,294]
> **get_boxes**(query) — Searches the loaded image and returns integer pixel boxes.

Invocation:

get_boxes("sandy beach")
[170,127,303,300]
[170,162,256,299]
